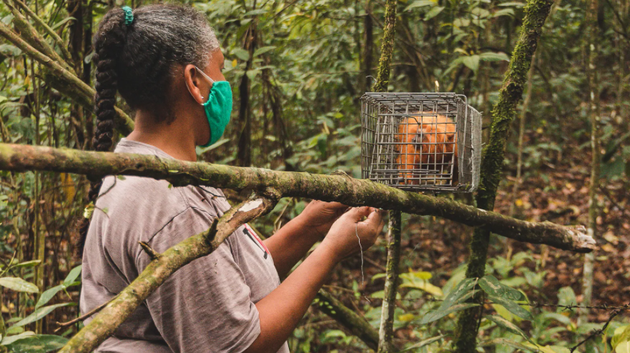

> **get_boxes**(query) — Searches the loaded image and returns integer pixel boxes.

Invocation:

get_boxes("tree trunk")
[578,0,600,331]
[237,24,257,167]
[453,0,553,351]
[362,0,373,93]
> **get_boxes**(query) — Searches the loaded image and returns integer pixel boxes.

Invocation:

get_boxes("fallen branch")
[58,195,277,353]
[0,143,596,252]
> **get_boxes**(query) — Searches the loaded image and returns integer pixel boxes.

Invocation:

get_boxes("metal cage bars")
[360,92,481,193]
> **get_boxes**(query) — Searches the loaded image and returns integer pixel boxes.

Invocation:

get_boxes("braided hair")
[77,4,219,254]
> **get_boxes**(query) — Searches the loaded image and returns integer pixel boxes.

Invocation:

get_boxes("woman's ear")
[183,64,204,105]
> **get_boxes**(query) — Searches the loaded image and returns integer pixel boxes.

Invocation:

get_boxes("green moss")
[453,0,553,351]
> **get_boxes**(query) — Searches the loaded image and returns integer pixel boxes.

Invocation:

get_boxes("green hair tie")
[122,6,134,26]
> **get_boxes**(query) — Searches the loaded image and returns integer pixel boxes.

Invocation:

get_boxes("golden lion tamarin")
[395,115,458,185]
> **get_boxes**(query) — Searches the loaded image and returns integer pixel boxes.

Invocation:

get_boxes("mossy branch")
[0,143,596,253]
[2,0,73,72]
[58,196,277,353]
[11,0,73,65]
[315,289,387,351]
[0,21,134,136]
[454,0,554,351]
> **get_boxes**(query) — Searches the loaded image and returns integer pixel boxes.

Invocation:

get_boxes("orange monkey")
[395,115,458,185]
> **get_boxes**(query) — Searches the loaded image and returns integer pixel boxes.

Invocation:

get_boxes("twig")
[139,242,161,261]
[364,256,386,272]
[54,297,116,332]
[599,185,630,217]
[570,303,630,352]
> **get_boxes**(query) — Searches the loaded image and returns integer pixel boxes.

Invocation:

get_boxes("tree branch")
[58,195,277,353]
[0,143,596,253]
[0,21,135,136]
[11,0,73,64]
[315,289,386,351]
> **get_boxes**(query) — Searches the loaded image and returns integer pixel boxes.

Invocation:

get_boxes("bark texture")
[0,143,596,252]
[377,211,402,353]
[371,0,397,93]
[454,0,554,351]
[369,0,401,351]
[58,196,277,353]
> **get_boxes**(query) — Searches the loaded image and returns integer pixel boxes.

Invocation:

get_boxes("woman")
[80,4,385,353]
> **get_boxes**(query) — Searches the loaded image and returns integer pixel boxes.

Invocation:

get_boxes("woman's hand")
[298,200,350,239]
[320,207,385,262]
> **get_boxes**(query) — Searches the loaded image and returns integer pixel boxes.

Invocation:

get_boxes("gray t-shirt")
[81,139,289,353]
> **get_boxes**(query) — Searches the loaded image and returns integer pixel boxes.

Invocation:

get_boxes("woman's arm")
[244,207,384,353]
[264,201,348,278]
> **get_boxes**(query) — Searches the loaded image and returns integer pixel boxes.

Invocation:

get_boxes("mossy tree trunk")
[368,0,401,350]
[453,0,553,351]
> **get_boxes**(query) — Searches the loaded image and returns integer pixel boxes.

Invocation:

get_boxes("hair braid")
[76,4,219,256]
[77,9,127,256]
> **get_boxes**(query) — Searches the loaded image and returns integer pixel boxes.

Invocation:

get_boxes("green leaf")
[0,44,22,57]
[5,334,68,352]
[478,52,510,62]
[232,48,250,61]
[424,6,444,20]
[612,325,630,350]
[480,338,538,352]
[0,278,38,293]
[34,285,63,310]
[63,265,82,286]
[488,295,533,320]
[404,0,435,11]
[498,1,526,7]
[617,340,630,353]
[402,335,445,350]
[441,278,478,309]
[12,303,73,328]
[420,303,479,324]
[479,275,525,301]
[243,9,267,16]
[462,55,480,72]
[492,8,515,17]
[253,46,276,57]
[10,261,41,269]
[486,315,531,343]
[0,332,35,346]
[51,17,76,31]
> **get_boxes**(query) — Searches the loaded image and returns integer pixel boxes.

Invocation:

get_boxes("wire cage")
[361,92,482,193]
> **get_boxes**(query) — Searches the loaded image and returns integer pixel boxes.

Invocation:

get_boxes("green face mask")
[191,66,233,147]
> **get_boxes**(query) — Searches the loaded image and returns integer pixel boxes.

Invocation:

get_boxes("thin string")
[355,223,371,304]
[355,223,365,286]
